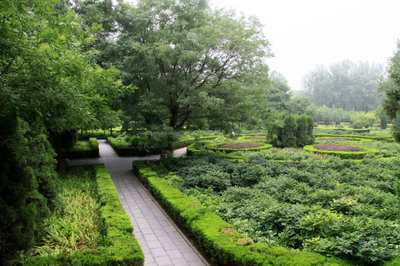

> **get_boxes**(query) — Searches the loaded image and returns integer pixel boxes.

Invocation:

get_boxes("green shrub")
[132,161,346,265]
[303,144,380,159]
[269,114,314,148]
[0,117,57,264]
[152,156,400,263]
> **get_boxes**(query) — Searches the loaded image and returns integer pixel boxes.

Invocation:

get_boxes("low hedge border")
[172,135,219,149]
[207,142,273,153]
[303,144,380,159]
[314,133,394,142]
[65,138,99,159]
[132,161,347,265]
[315,137,372,143]
[107,137,157,156]
[108,136,220,156]
[29,164,144,265]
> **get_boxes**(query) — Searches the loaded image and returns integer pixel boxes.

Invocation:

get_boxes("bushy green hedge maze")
[133,160,346,265]
[140,154,400,264]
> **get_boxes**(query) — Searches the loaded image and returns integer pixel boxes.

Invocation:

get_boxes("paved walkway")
[70,140,208,266]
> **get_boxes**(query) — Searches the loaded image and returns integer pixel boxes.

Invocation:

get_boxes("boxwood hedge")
[132,161,347,266]
[303,144,380,159]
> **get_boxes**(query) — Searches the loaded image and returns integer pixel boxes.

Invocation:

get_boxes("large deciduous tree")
[101,0,271,129]
[303,60,383,111]
[0,0,122,172]
[380,41,400,141]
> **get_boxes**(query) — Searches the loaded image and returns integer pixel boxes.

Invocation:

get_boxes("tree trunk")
[53,134,66,174]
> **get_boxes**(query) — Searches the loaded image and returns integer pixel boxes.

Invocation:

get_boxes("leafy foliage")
[269,114,314,148]
[302,60,384,111]
[156,155,400,263]
[0,117,57,263]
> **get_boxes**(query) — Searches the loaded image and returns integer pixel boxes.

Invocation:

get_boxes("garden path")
[69,140,207,266]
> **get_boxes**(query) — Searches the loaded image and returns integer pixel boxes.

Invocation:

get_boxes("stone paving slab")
[70,140,208,266]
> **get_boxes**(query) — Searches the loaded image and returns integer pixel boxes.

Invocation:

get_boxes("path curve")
[70,140,207,266]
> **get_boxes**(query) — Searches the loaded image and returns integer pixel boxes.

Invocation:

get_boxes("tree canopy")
[91,0,272,130]
[302,60,384,111]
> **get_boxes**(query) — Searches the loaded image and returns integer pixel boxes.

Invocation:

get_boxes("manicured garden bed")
[26,165,144,265]
[132,160,346,265]
[222,142,263,149]
[207,142,272,153]
[314,143,363,151]
[141,155,400,264]
[247,137,267,140]
[318,138,351,142]
[304,144,379,159]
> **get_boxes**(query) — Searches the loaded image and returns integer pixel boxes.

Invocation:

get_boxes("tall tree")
[380,41,400,141]
[0,0,122,172]
[303,60,384,111]
[99,0,271,129]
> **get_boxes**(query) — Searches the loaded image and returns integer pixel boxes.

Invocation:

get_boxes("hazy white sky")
[210,0,400,90]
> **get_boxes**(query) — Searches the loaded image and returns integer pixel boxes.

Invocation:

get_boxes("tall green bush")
[270,114,314,148]
[0,116,58,263]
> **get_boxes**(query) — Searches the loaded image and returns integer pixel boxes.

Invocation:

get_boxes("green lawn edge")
[132,161,349,266]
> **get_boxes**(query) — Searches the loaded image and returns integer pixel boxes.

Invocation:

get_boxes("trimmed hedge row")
[314,133,394,142]
[207,142,273,153]
[303,144,380,159]
[315,137,373,143]
[172,135,219,149]
[29,165,144,265]
[107,137,156,156]
[79,129,122,140]
[108,136,219,156]
[132,161,347,265]
[65,138,99,159]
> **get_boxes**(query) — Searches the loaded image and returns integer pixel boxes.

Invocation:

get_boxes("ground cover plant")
[32,167,102,257]
[152,154,400,263]
[19,165,144,265]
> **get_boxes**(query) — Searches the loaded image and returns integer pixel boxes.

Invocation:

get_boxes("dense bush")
[269,114,314,148]
[154,155,400,263]
[133,161,345,265]
[0,117,58,263]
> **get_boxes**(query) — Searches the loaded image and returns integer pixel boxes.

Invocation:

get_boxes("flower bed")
[314,144,363,152]
[247,137,267,140]
[207,142,272,153]
[304,144,379,159]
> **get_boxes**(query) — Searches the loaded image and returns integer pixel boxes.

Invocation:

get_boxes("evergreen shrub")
[269,114,314,148]
[0,116,57,264]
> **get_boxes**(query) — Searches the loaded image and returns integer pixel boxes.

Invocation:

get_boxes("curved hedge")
[314,133,394,142]
[315,137,372,143]
[132,161,347,265]
[303,144,380,159]
[207,142,272,153]
[28,165,144,265]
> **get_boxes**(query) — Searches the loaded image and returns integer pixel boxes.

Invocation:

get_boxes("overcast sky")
[210,0,400,90]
